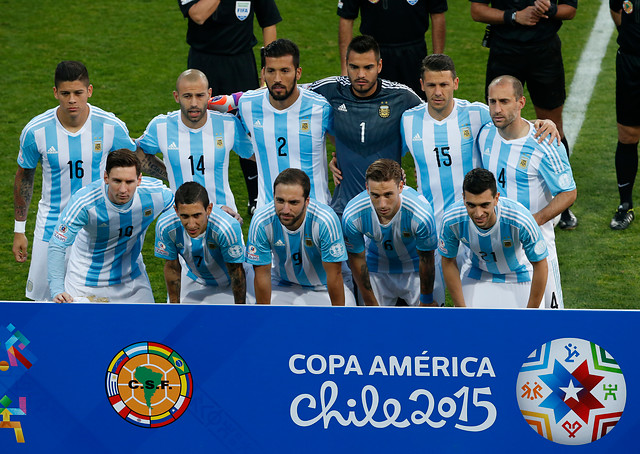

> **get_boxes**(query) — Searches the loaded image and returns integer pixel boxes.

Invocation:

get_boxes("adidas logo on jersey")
[338,104,348,112]
[274,239,285,247]
[413,133,422,141]
[47,146,58,154]
[168,142,179,151]
[254,120,263,128]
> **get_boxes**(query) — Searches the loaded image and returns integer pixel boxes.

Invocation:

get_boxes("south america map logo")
[516,338,625,445]
[105,342,193,427]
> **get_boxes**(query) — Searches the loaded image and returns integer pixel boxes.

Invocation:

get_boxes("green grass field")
[1,0,635,307]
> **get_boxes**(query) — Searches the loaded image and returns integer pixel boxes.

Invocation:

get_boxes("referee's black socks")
[615,141,639,208]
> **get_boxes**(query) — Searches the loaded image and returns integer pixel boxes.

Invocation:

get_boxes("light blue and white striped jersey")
[50,177,174,287]
[342,187,437,273]
[154,205,245,287]
[246,200,347,289]
[136,110,252,212]
[401,99,491,228]
[478,121,576,217]
[18,104,136,242]
[237,88,333,208]
[438,197,548,283]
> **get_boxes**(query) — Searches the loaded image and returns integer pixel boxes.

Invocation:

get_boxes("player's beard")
[268,82,295,101]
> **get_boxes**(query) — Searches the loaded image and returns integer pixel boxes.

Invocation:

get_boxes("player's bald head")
[176,69,209,92]
[488,75,523,100]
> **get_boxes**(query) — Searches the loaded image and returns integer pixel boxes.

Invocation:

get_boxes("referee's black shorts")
[616,49,640,127]
[188,48,259,94]
[486,35,566,110]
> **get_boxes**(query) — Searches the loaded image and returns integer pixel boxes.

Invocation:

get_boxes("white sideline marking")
[564,0,616,151]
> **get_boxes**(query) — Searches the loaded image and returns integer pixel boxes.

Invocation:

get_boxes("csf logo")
[105,342,193,428]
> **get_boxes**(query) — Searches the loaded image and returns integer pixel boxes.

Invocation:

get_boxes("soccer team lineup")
[10,0,636,308]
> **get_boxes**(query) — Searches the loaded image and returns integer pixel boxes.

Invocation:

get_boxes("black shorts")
[188,48,259,93]
[616,50,640,127]
[486,35,566,110]
[379,40,428,99]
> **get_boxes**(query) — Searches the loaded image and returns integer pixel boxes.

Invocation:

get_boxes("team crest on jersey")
[516,337,626,445]
[207,242,217,250]
[144,208,153,217]
[329,242,345,257]
[93,140,103,153]
[300,119,310,132]
[402,230,411,238]
[379,102,390,118]
[623,0,633,13]
[518,156,529,170]
[235,1,251,20]
[461,127,471,139]
[227,245,244,259]
[216,137,224,148]
[503,238,513,248]
[305,236,314,247]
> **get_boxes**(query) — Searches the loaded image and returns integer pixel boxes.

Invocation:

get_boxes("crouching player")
[246,168,355,305]
[342,159,438,306]
[439,169,548,308]
[155,182,247,304]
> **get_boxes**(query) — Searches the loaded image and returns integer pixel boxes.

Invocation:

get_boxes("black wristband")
[504,9,517,25]
[547,3,558,17]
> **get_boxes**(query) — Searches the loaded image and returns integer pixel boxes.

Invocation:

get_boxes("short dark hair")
[175,182,209,208]
[366,159,403,185]
[489,75,524,100]
[420,54,457,80]
[54,61,89,88]
[263,39,300,68]
[346,35,380,62]
[106,149,141,176]
[273,168,310,200]
[463,168,497,197]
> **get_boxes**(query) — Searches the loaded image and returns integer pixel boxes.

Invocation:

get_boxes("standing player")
[179,0,282,216]
[470,0,578,229]
[155,182,247,304]
[440,169,549,308]
[13,61,136,301]
[337,0,447,99]
[246,169,355,306]
[609,0,640,229]
[478,76,576,309]
[342,160,438,306]
[236,39,333,209]
[47,150,174,303]
[308,35,424,217]
[136,69,252,212]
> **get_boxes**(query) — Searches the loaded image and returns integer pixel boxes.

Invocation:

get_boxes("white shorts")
[461,276,537,308]
[66,270,154,303]
[181,263,256,305]
[26,236,69,301]
[370,271,421,306]
[270,279,356,306]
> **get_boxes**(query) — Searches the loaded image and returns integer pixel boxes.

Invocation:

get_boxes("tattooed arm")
[347,251,379,306]
[226,262,246,304]
[418,249,438,306]
[13,166,36,262]
[164,258,182,303]
[136,147,168,181]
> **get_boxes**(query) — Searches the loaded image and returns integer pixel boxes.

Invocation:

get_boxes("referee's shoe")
[610,203,635,230]
[558,208,578,230]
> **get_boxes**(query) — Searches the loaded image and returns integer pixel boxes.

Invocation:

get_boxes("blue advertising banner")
[0,302,635,453]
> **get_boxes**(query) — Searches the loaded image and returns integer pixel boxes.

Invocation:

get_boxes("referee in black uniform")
[609,0,640,230]
[470,0,578,229]
[337,0,447,100]
[178,0,282,216]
